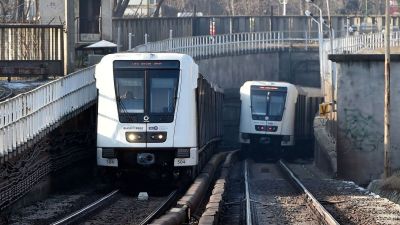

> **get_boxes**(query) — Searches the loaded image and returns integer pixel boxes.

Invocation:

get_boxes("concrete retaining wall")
[197,50,320,89]
[330,54,400,185]
[0,104,97,211]
[314,117,337,177]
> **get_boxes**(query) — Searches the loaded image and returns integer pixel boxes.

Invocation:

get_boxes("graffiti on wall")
[342,108,383,153]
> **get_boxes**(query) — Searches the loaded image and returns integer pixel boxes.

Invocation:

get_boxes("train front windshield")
[113,60,180,123]
[250,86,287,121]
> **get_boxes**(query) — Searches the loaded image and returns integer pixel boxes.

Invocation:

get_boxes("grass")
[379,170,400,192]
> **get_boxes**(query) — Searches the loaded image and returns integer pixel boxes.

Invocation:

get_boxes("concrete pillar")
[64,0,75,73]
[101,0,113,41]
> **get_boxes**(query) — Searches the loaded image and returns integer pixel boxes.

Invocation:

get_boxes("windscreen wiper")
[116,96,137,123]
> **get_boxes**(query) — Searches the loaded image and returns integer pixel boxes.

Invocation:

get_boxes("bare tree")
[113,0,130,17]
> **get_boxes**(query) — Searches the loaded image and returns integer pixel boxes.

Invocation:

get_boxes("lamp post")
[280,0,288,16]
[305,9,324,96]
[305,0,335,131]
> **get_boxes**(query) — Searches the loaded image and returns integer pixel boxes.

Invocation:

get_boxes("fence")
[115,16,400,51]
[115,16,349,51]
[0,66,96,162]
[0,24,65,78]
[132,31,319,59]
[0,24,64,61]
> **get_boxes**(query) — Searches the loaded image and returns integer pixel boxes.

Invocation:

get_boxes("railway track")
[278,160,339,225]
[244,160,338,225]
[50,189,120,225]
[222,159,339,225]
[226,158,400,225]
[50,189,179,225]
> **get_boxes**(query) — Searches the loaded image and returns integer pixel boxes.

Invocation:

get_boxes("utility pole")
[322,0,335,136]
[384,0,391,178]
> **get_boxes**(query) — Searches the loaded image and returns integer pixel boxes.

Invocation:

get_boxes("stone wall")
[330,54,400,185]
[0,104,97,210]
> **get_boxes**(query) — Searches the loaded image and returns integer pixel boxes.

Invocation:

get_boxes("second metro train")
[239,81,322,154]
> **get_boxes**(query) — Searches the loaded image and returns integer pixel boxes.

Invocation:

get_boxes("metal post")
[117,25,121,52]
[169,29,173,39]
[147,0,150,17]
[318,22,324,95]
[305,31,308,50]
[128,33,132,50]
[145,33,148,44]
[282,0,287,16]
[384,0,391,178]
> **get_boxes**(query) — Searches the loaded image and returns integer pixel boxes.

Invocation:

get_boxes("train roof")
[99,52,195,63]
[240,81,322,97]
[240,81,297,90]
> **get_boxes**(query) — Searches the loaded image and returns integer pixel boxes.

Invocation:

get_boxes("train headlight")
[125,132,143,143]
[149,132,167,142]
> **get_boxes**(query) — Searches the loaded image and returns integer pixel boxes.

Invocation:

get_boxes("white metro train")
[95,53,223,179]
[239,81,322,154]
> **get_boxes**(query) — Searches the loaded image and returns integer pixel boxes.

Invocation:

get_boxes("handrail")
[328,32,400,55]
[0,66,97,160]
[131,31,320,58]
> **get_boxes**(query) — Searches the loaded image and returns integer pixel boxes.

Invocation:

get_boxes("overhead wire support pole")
[384,0,391,178]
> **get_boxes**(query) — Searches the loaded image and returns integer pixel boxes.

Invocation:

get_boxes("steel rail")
[244,159,252,225]
[279,160,340,225]
[139,189,179,225]
[50,189,120,225]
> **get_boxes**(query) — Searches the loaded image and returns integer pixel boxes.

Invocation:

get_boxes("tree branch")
[153,0,166,17]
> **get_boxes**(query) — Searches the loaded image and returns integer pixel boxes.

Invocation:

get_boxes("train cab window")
[116,77,145,113]
[149,70,179,114]
[251,93,268,117]
[251,86,287,121]
[114,70,145,118]
[113,61,180,123]
[268,93,286,118]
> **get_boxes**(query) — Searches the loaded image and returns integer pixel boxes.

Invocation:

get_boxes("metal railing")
[321,31,400,89]
[0,66,96,161]
[328,32,400,55]
[131,31,320,58]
